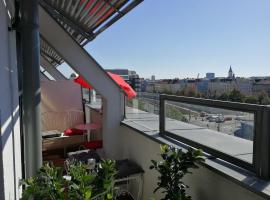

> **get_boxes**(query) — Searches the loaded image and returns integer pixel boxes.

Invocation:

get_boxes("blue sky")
[61,0,270,79]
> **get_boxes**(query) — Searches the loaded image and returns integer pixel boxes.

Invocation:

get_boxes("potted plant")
[150,145,204,200]
[21,159,116,200]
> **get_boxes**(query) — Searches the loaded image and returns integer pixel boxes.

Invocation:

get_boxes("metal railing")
[159,94,270,179]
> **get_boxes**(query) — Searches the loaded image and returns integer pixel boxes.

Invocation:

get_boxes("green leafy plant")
[92,160,117,197]
[21,160,116,200]
[165,105,188,122]
[150,145,204,200]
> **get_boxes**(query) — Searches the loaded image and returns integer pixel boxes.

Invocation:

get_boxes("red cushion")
[64,128,85,136]
[83,140,103,149]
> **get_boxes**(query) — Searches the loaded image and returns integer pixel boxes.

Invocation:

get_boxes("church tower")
[228,65,234,79]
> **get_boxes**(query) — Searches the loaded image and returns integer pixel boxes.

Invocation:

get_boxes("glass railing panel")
[125,92,160,119]
[161,97,256,166]
[165,100,255,141]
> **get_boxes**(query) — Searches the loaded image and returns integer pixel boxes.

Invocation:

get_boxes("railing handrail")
[160,94,269,113]
[159,94,270,180]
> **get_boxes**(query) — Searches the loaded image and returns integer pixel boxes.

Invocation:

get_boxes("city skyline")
[107,65,268,80]
[59,62,270,80]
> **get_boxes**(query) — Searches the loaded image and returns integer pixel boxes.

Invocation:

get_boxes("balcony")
[123,93,270,199]
[1,0,270,200]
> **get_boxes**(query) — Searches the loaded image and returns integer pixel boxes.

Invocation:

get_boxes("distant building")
[235,78,252,96]
[228,65,235,79]
[106,68,142,92]
[130,74,141,92]
[145,81,156,93]
[206,73,215,79]
[151,75,155,81]
[197,79,210,94]
[128,70,137,77]
[208,78,236,96]
[252,79,270,96]
[140,78,147,92]
[106,69,129,81]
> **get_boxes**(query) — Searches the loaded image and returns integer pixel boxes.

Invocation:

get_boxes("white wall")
[0,2,22,199]
[41,80,83,113]
[40,80,85,132]
[120,126,265,200]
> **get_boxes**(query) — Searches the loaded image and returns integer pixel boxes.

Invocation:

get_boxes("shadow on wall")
[0,104,20,199]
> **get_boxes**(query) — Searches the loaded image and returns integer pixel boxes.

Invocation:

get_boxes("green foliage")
[166,106,188,122]
[228,89,245,102]
[138,100,146,111]
[224,90,270,105]
[245,96,258,104]
[66,161,96,200]
[162,88,173,95]
[217,93,229,101]
[21,163,67,200]
[21,160,116,200]
[150,145,204,200]
[257,91,270,105]
[175,86,270,105]
[178,87,199,98]
[92,160,117,195]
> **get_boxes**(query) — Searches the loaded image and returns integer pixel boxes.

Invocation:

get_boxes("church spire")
[228,65,233,78]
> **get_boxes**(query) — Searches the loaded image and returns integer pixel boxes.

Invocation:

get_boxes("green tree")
[257,91,270,105]
[178,89,185,96]
[179,87,198,97]
[217,93,229,101]
[245,96,258,104]
[228,89,245,102]
[163,88,173,95]
[185,87,197,97]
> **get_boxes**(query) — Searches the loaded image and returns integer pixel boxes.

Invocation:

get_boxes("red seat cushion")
[64,128,85,136]
[83,140,103,149]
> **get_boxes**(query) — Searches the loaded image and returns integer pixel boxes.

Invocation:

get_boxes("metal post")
[21,0,42,178]
[254,106,270,179]
[159,94,165,135]
[123,95,126,119]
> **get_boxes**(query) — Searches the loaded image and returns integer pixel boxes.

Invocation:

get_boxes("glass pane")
[125,93,160,131]
[126,93,160,118]
[164,100,254,163]
[82,88,90,103]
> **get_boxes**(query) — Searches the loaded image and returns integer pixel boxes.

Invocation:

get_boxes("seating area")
[38,79,144,199]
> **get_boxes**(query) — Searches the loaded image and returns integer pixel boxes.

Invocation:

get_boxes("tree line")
[162,87,270,105]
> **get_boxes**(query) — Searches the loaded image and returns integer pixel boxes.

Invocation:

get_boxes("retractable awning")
[74,73,137,99]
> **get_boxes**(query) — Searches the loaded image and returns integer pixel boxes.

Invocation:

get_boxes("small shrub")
[21,160,116,200]
[150,145,204,200]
